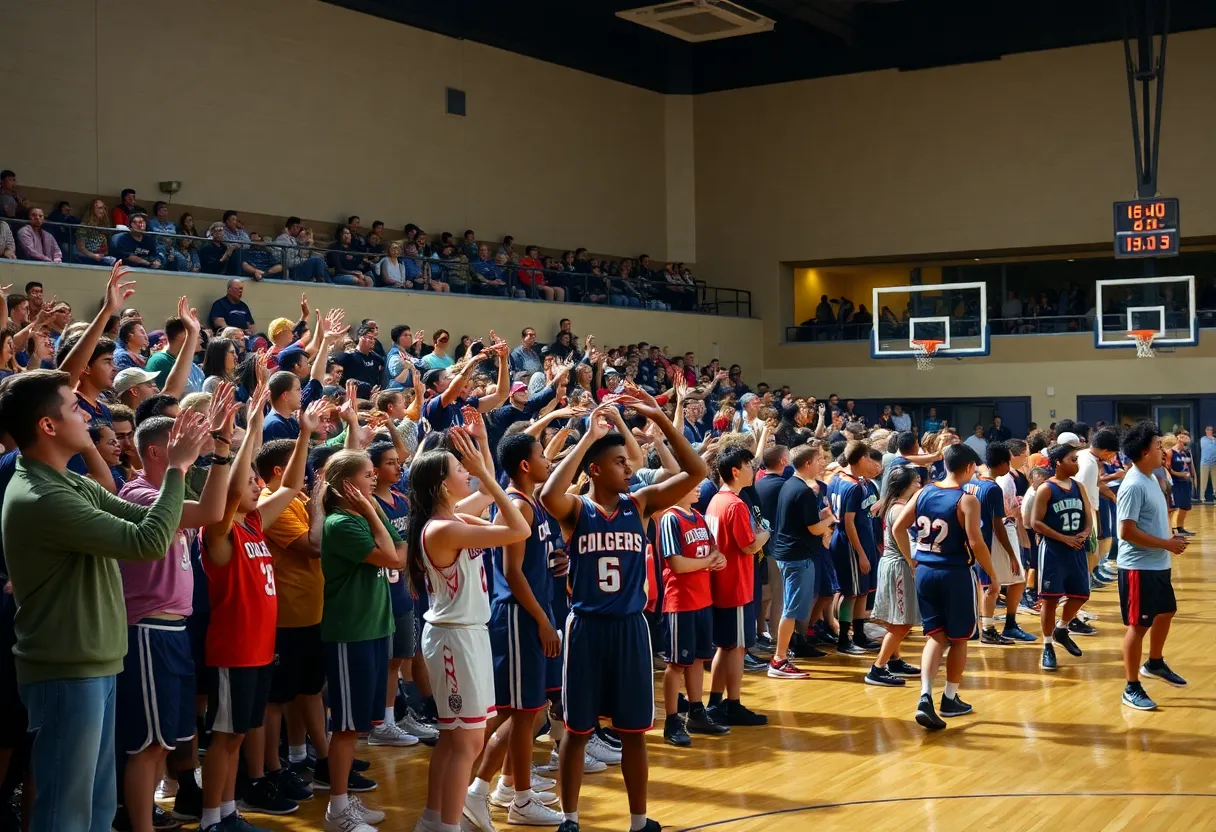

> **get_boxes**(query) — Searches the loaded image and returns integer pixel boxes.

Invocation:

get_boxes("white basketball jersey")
[420,521,491,627]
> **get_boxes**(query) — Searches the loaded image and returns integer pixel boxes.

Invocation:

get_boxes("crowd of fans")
[0,171,704,312]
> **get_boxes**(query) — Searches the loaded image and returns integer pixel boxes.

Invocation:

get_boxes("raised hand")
[166,410,210,472]
[298,400,325,434]
[586,404,616,440]
[104,261,136,313]
[0,284,10,298]
[323,308,347,339]
[461,406,487,441]
[413,329,425,346]
[207,382,238,433]
[254,351,271,386]
[247,382,271,427]
[448,427,489,481]
[342,480,378,518]
[339,380,360,424]
[300,293,309,321]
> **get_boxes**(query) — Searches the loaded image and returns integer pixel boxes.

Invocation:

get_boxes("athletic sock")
[469,777,492,797]
[1146,657,1166,670]
[632,813,649,831]
[1043,636,1054,645]
[1126,680,1144,692]
[288,744,307,764]
[920,676,932,697]
[221,800,236,818]
[385,707,395,724]
[981,616,995,630]
[837,621,851,646]
[440,823,463,832]
[329,794,350,813]
[708,692,723,708]
[944,681,958,699]
[513,788,535,806]
[422,808,441,823]
[201,808,222,828]
[564,812,580,823]
[1004,613,1017,630]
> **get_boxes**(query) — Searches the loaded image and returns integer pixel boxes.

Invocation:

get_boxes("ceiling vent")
[616,1,775,42]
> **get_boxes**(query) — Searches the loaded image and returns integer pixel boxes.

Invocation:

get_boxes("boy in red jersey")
[658,484,730,747]
[199,372,317,832]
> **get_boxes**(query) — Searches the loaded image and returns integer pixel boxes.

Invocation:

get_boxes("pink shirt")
[118,474,194,622]
[16,226,61,262]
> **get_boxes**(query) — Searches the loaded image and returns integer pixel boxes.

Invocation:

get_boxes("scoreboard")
[1113,198,1180,258]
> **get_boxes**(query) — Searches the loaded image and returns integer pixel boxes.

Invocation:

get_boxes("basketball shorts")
[831,544,875,597]
[206,663,273,735]
[1099,499,1116,540]
[1172,480,1193,511]
[392,612,417,660]
[562,612,654,735]
[269,624,325,704]
[1119,568,1176,628]
[711,604,756,650]
[186,609,210,695]
[812,552,835,598]
[984,524,1025,587]
[490,601,553,712]
[423,623,497,730]
[0,591,26,749]
[663,607,714,666]
[1037,542,1091,600]
[325,636,390,733]
[916,565,978,641]
[117,620,196,754]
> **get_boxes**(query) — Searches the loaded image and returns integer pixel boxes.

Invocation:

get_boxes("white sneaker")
[538,746,607,774]
[507,797,564,826]
[368,721,420,747]
[326,802,378,832]
[412,819,441,832]
[586,734,622,765]
[527,769,556,791]
[489,782,559,808]
[350,794,386,824]
[462,791,498,832]
[397,712,440,741]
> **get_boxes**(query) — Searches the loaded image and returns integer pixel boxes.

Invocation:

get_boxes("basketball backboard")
[1093,275,1196,349]
[871,281,989,360]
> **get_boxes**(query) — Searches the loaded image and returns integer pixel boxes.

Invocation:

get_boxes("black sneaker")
[755,633,775,651]
[863,665,905,687]
[152,805,182,830]
[886,658,921,677]
[272,767,313,802]
[237,777,299,816]
[1141,661,1188,687]
[939,693,973,717]
[1053,628,1083,657]
[171,784,202,822]
[598,727,623,748]
[111,805,133,832]
[663,715,691,747]
[742,652,768,672]
[914,694,946,731]
[1002,624,1037,643]
[351,757,371,773]
[980,627,1013,645]
[1068,617,1098,637]
[853,636,881,653]
[725,700,768,726]
[638,821,661,832]
[836,642,867,656]
[685,708,730,735]
[287,760,313,782]
[790,641,827,659]
[1041,643,1058,671]
[557,821,581,832]
[676,693,690,714]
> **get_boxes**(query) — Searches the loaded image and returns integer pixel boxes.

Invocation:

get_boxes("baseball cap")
[603,367,619,376]
[114,367,159,396]
[268,317,293,343]
[510,382,528,394]
[147,330,165,350]
[1056,431,1084,447]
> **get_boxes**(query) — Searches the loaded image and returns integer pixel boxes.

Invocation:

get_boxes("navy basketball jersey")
[491,490,555,612]
[828,473,878,560]
[568,494,648,617]
[1169,447,1191,484]
[865,479,882,551]
[374,490,412,615]
[1101,459,1121,500]
[912,483,972,568]
[1040,479,1085,554]
[962,476,1004,550]
[930,460,947,482]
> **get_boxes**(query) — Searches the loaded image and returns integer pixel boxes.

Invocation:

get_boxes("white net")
[912,341,939,371]
[1131,331,1156,358]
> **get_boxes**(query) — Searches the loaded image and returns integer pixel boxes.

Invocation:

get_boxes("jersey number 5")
[598,556,621,593]
[915,516,948,552]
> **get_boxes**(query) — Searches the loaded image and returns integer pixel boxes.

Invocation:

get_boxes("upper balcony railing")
[2,218,752,318]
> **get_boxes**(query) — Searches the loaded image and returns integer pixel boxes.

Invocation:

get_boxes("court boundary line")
[673,791,1216,830]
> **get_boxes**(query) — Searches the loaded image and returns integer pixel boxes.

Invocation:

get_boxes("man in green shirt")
[145,297,203,397]
[0,268,210,832]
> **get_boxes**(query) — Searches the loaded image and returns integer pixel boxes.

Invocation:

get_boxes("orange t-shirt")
[261,492,323,628]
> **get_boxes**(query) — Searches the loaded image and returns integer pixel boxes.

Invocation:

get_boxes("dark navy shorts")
[1099,499,1116,540]
[663,608,714,666]
[562,612,653,735]
[1038,541,1091,600]
[207,663,273,736]
[325,636,390,733]
[117,620,196,754]
[831,544,875,597]
[711,604,756,650]
[813,552,837,598]
[491,601,552,712]
[916,565,977,641]
[269,624,325,704]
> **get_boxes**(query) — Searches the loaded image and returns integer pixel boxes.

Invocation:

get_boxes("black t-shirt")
[771,476,827,561]
[208,296,254,330]
[334,349,385,398]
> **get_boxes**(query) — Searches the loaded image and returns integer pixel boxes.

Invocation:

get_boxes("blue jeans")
[286,256,329,282]
[330,272,362,286]
[20,675,118,832]
[610,294,641,307]
[777,558,817,621]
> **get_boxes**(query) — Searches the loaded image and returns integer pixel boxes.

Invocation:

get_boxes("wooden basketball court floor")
[255,510,1216,832]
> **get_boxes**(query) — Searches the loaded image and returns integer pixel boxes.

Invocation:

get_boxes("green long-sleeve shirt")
[3,459,185,685]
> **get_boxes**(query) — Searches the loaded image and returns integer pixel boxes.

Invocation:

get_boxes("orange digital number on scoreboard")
[1113,198,1179,259]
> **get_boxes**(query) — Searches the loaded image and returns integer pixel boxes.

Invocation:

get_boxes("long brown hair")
[321,449,370,515]
[404,450,454,593]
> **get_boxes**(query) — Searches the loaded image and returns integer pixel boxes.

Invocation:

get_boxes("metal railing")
[785,311,1214,342]
[1,218,752,318]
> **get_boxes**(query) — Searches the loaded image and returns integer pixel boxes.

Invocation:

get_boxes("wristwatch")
[206,453,234,466]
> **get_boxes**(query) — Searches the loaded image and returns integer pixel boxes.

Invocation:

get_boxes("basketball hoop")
[1128,329,1157,358]
[911,339,942,371]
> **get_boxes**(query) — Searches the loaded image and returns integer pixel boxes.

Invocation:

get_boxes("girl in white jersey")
[406,426,530,832]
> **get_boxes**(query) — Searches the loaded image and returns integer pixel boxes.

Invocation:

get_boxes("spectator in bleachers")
[333,324,386,399]
[377,241,413,289]
[470,243,500,285]
[114,318,149,370]
[497,235,516,259]
[419,329,453,371]
[346,215,366,249]
[437,243,472,294]
[326,226,373,287]
[0,169,28,219]
[245,232,284,280]
[208,279,255,334]
[461,229,478,260]
[419,261,450,293]
[46,201,78,257]
[147,201,190,272]
[111,188,143,226]
[273,217,328,283]
[220,210,249,244]
[17,208,62,263]
[73,198,114,265]
[402,241,424,286]
[610,261,642,308]
[509,328,543,377]
[109,214,163,269]
[0,221,14,259]
[518,245,564,302]
[199,221,246,277]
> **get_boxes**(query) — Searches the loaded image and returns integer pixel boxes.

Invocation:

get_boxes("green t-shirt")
[320,510,399,643]
[145,349,175,389]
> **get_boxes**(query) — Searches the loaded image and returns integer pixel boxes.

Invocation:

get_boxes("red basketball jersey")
[644,539,659,614]
[202,511,278,667]
[657,507,714,613]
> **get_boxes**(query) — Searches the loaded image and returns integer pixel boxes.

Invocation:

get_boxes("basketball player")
[1165,431,1194,536]
[1031,443,1094,672]
[892,444,996,731]
[1116,422,1189,710]
[406,428,531,832]
[540,399,707,832]
[963,443,1032,644]
[658,481,729,746]
[826,441,880,655]
[466,432,564,826]
[867,465,923,687]
[199,382,315,832]
[996,439,1036,610]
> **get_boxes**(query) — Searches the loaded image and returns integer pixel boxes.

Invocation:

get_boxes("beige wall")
[4,0,668,259]
[0,262,764,371]
[692,30,1216,375]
